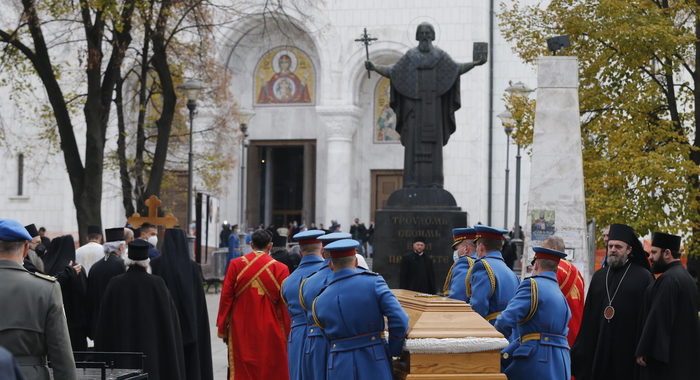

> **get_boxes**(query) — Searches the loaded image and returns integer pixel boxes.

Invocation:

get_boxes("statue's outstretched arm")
[458,60,485,75]
[365,61,392,78]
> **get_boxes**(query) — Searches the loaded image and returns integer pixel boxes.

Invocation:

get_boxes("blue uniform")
[224,233,241,274]
[494,271,571,379]
[299,261,334,380]
[312,269,409,380]
[467,251,519,329]
[443,254,476,302]
[281,254,326,380]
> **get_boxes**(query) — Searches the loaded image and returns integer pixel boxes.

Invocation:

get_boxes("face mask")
[147,235,158,247]
[453,251,458,262]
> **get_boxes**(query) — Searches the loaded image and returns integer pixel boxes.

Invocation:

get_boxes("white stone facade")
[0,0,538,239]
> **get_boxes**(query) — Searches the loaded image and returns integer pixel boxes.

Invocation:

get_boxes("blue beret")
[474,225,508,240]
[533,246,567,261]
[293,229,325,244]
[319,232,352,245]
[0,219,33,241]
[324,239,360,258]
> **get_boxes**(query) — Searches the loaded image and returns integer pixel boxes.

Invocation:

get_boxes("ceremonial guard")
[495,247,571,379]
[442,227,477,301]
[299,231,352,380]
[281,230,326,380]
[312,239,409,380]
[0,219,76,380]
[466,225,519,328]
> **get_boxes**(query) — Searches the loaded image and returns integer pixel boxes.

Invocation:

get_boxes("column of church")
[317,106,359,229]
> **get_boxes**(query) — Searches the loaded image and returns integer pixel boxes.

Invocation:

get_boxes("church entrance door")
[246,141,316,229]
[371,170,403,220]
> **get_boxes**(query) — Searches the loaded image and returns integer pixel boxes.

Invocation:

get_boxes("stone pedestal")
[525,56,591,282]
[393,289,508,379]
[373,207,467,289]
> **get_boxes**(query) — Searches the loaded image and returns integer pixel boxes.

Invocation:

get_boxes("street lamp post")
[237,110,255,230]
[497,110,514,230]
[178,79,206,234]
[503,81,534,234]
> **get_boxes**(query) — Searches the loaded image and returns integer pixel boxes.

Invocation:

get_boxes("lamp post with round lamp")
[177,78,206,235]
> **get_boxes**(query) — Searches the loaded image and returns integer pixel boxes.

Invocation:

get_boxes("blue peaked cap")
[533,246,567,260]
[293,229,325,242]
[0,219,33,241]
[324,239,360,251]
[319,232,351,243]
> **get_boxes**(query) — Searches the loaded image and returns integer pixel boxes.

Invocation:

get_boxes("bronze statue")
[366,23,487,188]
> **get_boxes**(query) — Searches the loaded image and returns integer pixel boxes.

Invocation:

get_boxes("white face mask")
[453,251,458,262]
[147,235,158,247]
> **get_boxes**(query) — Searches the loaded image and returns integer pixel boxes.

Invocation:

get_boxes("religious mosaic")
[254,47,315,105]
[373,77,399,143]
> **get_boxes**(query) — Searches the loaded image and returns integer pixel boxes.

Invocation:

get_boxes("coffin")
[392,289,508,379]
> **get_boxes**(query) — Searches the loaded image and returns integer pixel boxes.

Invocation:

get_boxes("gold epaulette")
[519,278,538,325]
[32,272,56,282]
[442,262,456,296]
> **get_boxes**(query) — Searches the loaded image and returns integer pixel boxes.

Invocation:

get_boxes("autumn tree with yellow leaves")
[500,0,700,255]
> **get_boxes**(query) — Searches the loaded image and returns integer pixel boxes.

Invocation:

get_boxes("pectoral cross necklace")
[604,261,631,322]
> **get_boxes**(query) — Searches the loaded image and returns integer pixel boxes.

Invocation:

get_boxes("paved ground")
[205,292,228,379]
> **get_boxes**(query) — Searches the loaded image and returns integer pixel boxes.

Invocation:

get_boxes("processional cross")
[355,28,377,78]
[127,195,180,228]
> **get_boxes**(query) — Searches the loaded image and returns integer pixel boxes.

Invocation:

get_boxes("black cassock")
[635,261,700,379]
[399,251,436,294]
[86,254,125,339]
[95,266,185,380]
[43,235,89,351]
[571,262,654,380]
[151,228,213,380]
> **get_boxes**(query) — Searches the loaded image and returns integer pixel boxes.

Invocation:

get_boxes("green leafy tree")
[499,0,700,255]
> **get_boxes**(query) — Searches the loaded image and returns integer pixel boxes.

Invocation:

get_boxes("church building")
[0,1,536,239]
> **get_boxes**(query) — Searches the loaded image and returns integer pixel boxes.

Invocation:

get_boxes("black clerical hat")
[608,224,638,246]
[128,240,150,260]
[87,225,102,235]
[651,232,681,252]
[608,223,650,270]
[105,227,124,242]
[413,236,426,244]
[24,224,39,238]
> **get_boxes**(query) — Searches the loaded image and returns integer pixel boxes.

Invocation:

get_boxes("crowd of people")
[0,219,212,380]
[2,215,699,380]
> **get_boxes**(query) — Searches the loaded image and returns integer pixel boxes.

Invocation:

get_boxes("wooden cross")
[127,195,180,228]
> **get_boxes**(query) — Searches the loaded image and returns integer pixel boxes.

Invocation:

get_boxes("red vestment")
[217,252,291,380]
[557,259,585,347]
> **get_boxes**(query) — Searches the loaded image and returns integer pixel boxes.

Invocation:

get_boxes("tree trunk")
[692,3,700,257]
[145,0,177,203]
[116,75,136,218]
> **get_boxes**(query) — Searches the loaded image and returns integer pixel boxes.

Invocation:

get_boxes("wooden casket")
[392,289,508,379]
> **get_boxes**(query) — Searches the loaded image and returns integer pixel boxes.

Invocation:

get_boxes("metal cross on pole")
[355,27,377,78]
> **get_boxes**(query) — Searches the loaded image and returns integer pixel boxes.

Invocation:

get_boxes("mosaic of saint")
[255,47,314,105]
[374,77,399,143]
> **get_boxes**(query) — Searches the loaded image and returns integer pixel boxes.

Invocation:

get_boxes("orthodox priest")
[43,234,88,350]
[366,22,487,187]
[635,232,700,379]
[217,229,290,380]
[86,227,126,339]
[571,223,653,380]
[95,240,185,380]
[151,229,213,380]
